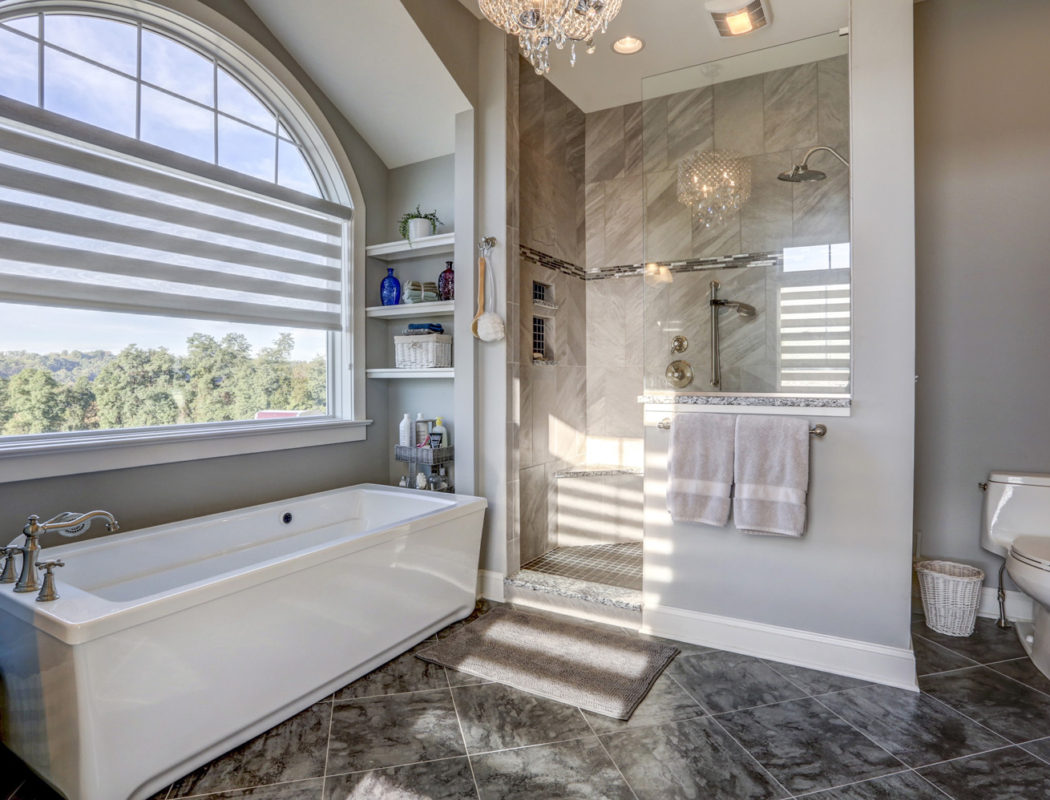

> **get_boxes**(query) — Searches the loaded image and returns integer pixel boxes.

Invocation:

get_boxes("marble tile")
[918,746,1050,800]
[435,601,498,641]
[1022,736,1050,764]
[762,660,872,696]
[988,657,1050,696]
[7,773,66,800]
[601,716,786,800]
[763,63,818,153]
[188,780,324,799]
[792,146,849,247]
[530,362,556,463]
[623,102,644,176]
[554,275,587,366]
[713,75,765,156]
[520,464,549,564]
[913,617,1028,664]
[554,365,587,464]
[452,681,592,753]
[586,278,627,367]
[518,363,534,467]
[912,634,979,676]
[668,650,808,714]
[323,758,477,800]
[667,86,713,166]
[584,181,606,270]
[644,170,692,263]
[334,640,448,700]
[692,209,741,258]
[718,697,904,795]
[603,175,644,267]
[642,95,668,173]
[567,103,586,184]
[170,703,329,797]
[622,275,644,365]
[919,666,1050,743]
[803,771,945,799]
[820,684,1009,767]
[741,152,793,253]
[586,106,625,183]
[326,689,465,774]
[583,674,705,734]
[471,737,634,800]
[818,55,850,150]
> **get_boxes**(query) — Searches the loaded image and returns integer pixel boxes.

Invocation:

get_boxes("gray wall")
[914,0,1050,587]
[644,0,916,650]
[0,0,395,536]
[386,154,456,243]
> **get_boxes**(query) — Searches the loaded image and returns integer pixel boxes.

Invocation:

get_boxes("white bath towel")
[733,416,810,537]
[666,413,735,526]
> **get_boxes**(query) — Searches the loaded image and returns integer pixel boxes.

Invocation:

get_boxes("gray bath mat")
[416,606,678,719]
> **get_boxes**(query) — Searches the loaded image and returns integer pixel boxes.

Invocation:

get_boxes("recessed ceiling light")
[703,0,771,37]
[612,36,645,55]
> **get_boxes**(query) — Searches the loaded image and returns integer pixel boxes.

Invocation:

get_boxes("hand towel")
[666,413,735,526]
[733,415,810,537]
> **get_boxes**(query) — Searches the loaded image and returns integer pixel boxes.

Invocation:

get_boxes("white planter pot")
[408,218,432,241]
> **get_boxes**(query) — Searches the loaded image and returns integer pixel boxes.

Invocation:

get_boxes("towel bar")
[656,418,827,438]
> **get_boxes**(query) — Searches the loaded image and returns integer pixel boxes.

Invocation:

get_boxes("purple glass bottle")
[438,261,454,301]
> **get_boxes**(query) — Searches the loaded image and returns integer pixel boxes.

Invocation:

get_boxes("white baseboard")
[643,604,918,691]
[477,569,505,602]
[977,587,1033,622]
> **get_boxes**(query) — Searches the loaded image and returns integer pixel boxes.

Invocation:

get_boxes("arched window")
[0,2,364,477]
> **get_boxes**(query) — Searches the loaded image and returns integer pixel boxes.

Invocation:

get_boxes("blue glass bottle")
[380,267,401,306]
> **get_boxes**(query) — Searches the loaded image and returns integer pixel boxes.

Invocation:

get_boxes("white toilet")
[981,471,1050,678]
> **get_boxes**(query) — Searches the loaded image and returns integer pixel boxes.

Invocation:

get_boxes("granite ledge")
[554,465,644,479]
[504,570,642,611]
[640,393,851,409]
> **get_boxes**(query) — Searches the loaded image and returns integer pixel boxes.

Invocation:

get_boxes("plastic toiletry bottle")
[431,417,448,448]
[398,475,408,487]
[415,413,432,448]
[399,413,411,447]
[415,470,429,490]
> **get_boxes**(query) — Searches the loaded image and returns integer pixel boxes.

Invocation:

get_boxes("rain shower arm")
[799,145,850,168]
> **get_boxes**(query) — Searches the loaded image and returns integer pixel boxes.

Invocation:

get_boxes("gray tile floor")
[4,606,1050,799]
[521,543,643,591]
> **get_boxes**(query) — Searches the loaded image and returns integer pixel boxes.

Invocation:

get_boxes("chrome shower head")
[726,301,757,318]
[778,165,826,182]
[777,145,850,183]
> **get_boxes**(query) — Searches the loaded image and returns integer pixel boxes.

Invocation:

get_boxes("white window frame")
[0,0,370,483]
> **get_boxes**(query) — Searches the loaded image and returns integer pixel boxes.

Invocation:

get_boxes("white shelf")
[366,232,455,261]
[365,301,454,319]
[366,368,455,380]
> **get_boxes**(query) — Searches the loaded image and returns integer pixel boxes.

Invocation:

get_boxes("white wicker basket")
[394,334,452,369]
[916,560,985,637]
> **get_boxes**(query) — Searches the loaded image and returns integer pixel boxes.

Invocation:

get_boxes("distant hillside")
[0,350,117,383]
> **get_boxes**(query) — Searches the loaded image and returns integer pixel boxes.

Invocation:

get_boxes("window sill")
[0,418,372,484]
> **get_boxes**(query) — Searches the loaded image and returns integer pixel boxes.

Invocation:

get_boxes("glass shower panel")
[641,32,851,396]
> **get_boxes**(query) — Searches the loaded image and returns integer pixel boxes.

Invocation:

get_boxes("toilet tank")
[981,471,1050,557]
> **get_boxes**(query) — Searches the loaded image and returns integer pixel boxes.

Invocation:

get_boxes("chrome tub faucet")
[13,511,119,594]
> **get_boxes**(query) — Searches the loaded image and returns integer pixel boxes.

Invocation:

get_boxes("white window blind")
[0,110,349,330]
[777,282,851,391]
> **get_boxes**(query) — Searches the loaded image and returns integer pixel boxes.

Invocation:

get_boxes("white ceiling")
[458,0,849,112]
[246,0,849,169]
[245,0,471,169]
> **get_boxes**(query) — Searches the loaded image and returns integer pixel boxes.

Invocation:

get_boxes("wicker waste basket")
[916,560,984,637]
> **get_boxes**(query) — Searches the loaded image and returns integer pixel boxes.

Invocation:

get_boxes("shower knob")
[670,336,688,354]
[665,360,694,389]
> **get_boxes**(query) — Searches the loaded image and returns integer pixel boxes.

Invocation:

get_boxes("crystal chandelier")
[479,0,624,74]
[676,149,752,229]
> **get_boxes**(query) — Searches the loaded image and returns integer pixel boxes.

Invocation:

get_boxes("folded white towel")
[666,413,735,526]
[733,416,810,537]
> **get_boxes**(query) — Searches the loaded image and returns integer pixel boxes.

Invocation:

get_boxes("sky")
[0,302,326,361]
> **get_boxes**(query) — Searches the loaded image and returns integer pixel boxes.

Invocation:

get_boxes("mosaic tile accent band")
[520,245,784,282]
[641,394,852,408]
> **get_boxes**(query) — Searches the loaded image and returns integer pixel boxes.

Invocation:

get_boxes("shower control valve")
[35,560,64,603]
[670,336,688,354]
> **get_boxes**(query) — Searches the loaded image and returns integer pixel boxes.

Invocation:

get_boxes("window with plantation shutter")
[0,4,364,479]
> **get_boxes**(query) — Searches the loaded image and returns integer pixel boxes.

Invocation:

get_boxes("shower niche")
[638,32,853,398]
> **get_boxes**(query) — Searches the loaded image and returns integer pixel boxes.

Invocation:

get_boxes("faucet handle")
[0,547,19,584]
[23,515,40,536]
[35,560,64,603]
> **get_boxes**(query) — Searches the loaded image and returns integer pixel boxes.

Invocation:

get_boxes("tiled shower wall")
[517,59,587,564]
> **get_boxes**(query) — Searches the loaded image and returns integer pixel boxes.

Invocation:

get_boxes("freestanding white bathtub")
[0,484,487,800]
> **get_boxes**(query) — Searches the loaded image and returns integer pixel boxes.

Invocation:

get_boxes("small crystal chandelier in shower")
[676,149,752,229]
[479,0,624,74]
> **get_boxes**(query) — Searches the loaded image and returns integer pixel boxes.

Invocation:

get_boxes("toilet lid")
[1011,536,1050,572]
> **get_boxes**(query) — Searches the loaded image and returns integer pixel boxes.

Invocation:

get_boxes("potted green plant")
[398,205,442,242]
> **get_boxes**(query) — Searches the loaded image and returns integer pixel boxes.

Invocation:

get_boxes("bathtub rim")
[0,484,486,645]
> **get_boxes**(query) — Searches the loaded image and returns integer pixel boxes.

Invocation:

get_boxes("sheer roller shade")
[0,110,349,330]
[777,282,851,391]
